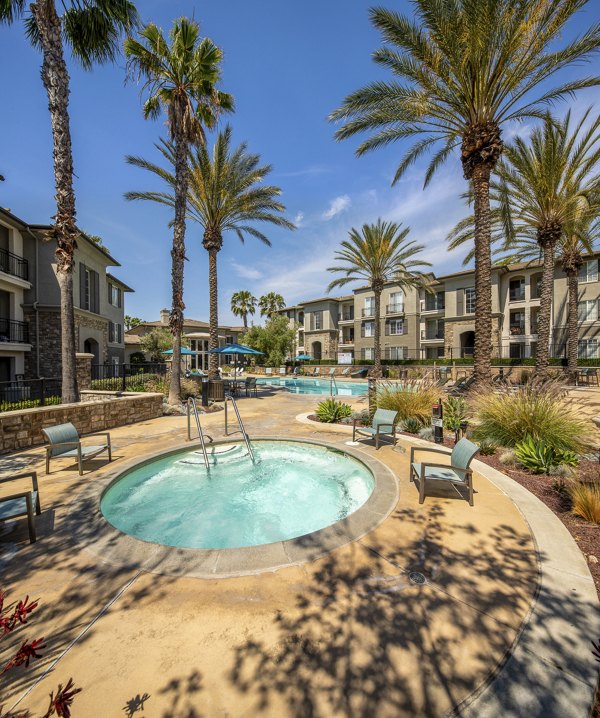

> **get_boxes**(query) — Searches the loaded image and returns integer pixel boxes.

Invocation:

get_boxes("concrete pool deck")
[0,390,598,717]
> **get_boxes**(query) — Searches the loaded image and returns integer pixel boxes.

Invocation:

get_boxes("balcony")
[338,311,355,322]
[0,248,29,282]
[386,303,404,315]
[0,318,30,344]
[361,307,374,318]
[509,323,526,336]
[421,329,444,341]
[339,337,355,346]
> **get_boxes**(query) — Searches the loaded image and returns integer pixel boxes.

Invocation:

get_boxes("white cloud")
[294,211,304,227]
[322,194,351,221]
[230,260,263,281]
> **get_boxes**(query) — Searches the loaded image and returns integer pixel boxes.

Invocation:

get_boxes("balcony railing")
[361,307,374,318]
[338,312,354,322]
[0,318,30,344]
[0,248,29,281]
[509,290,526,302]
[509,324,526,336]
[421,329,444,340]
[386,303,404,314]
[339,337,355,345]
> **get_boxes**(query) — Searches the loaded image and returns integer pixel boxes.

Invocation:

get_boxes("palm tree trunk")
[566,269,579,383]
[535,235,557,376]
[168,129,189,405]
[243,311,248,330]
[31,0,78,403]
[208,248,219,378]
[371,287,383,379]
[471,164,493,385]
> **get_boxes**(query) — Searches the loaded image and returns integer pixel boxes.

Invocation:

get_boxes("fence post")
[121,364,127,393]
[40,378,46,407]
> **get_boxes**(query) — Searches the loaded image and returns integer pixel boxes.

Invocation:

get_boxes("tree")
[231,290,257,329]
[139,328,172,362]
[125,18,233,401]
[259,292,286,318]
[241,315,296,367]
[450,110,600,375]
[1,0,138,403]
[125,127,293,378]
[327,219,430,378]
[329,0,600,385]
[124,315,143,330]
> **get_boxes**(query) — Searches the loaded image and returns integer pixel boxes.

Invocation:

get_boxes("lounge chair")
[351,367,368,379]
[265,367,273,376]
[312,367,321,377]
[409,438,479,506]
[341,367,350,377]
[328,368,336,377]
[448,374,476,394]
[0,472,41,543]
[279,367,286,375]
[353,408,398,449]
[42,423,112,476]
[245,377,258,397]
[293,366,301,376]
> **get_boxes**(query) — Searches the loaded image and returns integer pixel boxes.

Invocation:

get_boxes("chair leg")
[468,473,474,506]
[45,452,50,475]
[419,473,426,504]
[26,494,36,543]
[78,449,83,476]
[375,433,379,450]
[107,441,112,462]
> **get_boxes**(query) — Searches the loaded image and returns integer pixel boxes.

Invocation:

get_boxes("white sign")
[337,352,353,365]
[432,418,443,428]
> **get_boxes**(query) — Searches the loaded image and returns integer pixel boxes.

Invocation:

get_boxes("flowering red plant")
[42,678,82,718]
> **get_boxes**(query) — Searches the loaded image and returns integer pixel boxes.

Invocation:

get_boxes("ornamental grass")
[570,482,600,524]
[376,379,441,424]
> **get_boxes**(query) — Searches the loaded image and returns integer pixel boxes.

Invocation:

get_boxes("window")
[509,343,524,359]
[509,310,526,335]
[388,292,404,313]
[423,319,444,340]
[111,356,120,367]
[108,282,122,308]
[579,259,599,283]
[363,347,374,360]
[465,288,476,314]
[363,297,374,316]
[387,319,404,335]
[387,346,407,360]
[363,321,374,338]
[312,311,322,330]
[225,335,233,344]
[509,277,525,302]
[530,273,543,299]
[578,300,599,323]
[579,339,599,359]
[79,263,99,313]
[424,290,445,311]
[109,322,122,344]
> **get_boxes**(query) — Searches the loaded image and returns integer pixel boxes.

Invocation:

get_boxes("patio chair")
[293,366,301,376]
[0,471,41,543]
[351,367,368,379]
[245,377,258,397]
[353,408,398,450]
[328,368,336,377]
[265,367,273,376]
[312,367,321,377]
[279,367,286,375]
[448,374,476,394]
[341,367,350,377]
[580,368,599,386]
[409,438,479,506]
[42,423,112,476]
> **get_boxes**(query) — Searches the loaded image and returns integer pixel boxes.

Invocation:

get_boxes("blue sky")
[1,0,599,325]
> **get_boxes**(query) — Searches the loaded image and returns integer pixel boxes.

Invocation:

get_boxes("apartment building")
[0,207,133,381]
[279,253,600,362]
[125,310,244,370]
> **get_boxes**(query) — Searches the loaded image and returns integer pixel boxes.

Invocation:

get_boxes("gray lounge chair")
[245,377,258,397]
[328,368,336,377]
[312,367,321,377]
[351,367,368,378]
[0,471,41,543]
[410,438,479,506]
[293,366,301,376]
[42,422,112,476]
[353,408,398,449]
[341,367,350,377]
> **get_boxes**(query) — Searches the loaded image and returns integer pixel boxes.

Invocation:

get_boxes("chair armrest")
[0,471,38,492]
[85,432,111,444]
[0,490,34,505]
[410,446,451,462]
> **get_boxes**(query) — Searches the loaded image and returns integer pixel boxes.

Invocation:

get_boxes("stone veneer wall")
[23,308,62,379]
[0,392,163,453]
[75,312,108,363]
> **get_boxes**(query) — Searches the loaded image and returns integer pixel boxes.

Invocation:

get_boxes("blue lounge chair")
[42,422,112,476]
[409,438,479,506]
[353,408,398,449]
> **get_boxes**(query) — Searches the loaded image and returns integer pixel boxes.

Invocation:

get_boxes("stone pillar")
[75,353,94,390]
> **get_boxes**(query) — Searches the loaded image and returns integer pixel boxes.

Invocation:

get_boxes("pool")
[257,376,367,396]
[101,440,375,550]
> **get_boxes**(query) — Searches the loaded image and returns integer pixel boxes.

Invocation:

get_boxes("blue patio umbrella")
[295,354,313,360]
[208,343,264,376]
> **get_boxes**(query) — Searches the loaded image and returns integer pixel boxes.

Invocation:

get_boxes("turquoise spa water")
[101,440,374,550]
[256,377,368,396]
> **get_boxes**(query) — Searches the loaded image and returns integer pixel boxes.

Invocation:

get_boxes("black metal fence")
[91,363,168,392]
[0,377,62,413]
[0,318,29,344]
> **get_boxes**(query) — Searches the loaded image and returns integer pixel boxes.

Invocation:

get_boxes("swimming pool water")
[256,377,368,396]
[101,441,374,549]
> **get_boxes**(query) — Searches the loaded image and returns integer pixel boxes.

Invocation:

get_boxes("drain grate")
[408,571,427,585]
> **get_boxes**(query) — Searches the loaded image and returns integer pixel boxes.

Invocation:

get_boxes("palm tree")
[231,290,257,329]
[259,293,286,318]
[125,128,294,378]
[1,0,138,402]
[124,18,233,401]
[327,219,430,378]
[329,1,600,385]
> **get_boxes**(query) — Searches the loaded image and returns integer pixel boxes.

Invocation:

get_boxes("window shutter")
[118,287,122,309]
[456,290,464,316]
[403,321,408,335]
[361,324,365,338]
[79,263,86,309]
[385,321,390,336]
[108,322,114,343]
[118,324,122,343]
[108,282,112,303]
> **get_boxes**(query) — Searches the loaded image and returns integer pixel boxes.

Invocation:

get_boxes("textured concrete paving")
[0,388,570,717]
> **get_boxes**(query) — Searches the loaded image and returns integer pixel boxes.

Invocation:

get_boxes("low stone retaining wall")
[0,392,164,453]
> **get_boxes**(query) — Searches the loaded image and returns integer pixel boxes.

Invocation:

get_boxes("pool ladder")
[224,393,256,464]
[330,375,338,397]
[186,397,213,470]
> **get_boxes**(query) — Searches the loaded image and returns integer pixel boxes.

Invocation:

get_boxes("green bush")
[514,435,579,475]
[376,380,440,424]
[402,417,423,434]
[477,439,498,456]
[443,396,468,430]
[315,398,353,423]
[472,379,591,453]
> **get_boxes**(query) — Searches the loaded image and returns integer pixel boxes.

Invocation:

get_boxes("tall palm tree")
[1,0,138,402]
[124,18,233,401]
[329,0,600,385]
[259,293,286,318]
[327,219,430,379]
[125,128,294,378]
[231,290,257,329]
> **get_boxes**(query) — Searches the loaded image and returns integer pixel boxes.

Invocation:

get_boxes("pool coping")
[64,436,399,579]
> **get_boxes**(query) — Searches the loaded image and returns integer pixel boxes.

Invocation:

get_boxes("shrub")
[477,439,498,456]
[418,426,435,441]
[402,417,423,434]
[498,449,517,467]
[376,380,440,424]
[514,435,579,475]
[570,482,600,524]
[315,398,353,423]
[471,378,591,453]
[443,396,468,430]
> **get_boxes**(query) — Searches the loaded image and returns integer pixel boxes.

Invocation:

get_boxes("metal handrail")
[187,397,211,470]
[224,393,255,463]
[330,375,337,397]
